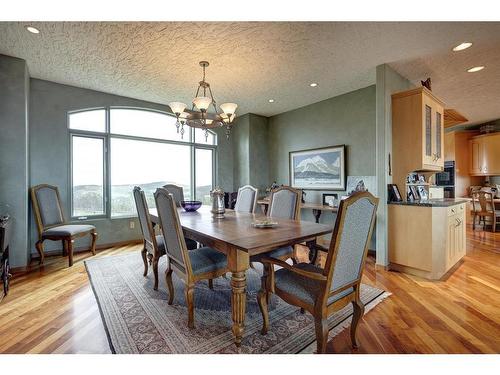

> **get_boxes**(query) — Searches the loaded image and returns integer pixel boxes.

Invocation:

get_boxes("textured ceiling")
[0,22,499,124]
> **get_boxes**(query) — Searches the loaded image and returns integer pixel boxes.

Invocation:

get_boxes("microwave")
[435,161,455,187]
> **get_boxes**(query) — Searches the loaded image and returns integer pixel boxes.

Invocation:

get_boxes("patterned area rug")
[85,253,389,354]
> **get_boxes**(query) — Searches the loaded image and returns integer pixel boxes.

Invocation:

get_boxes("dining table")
[148,205,333,347]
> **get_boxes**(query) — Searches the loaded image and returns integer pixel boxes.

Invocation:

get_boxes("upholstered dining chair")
[162,184,184,207]
[30,184,97,267]
[251,186,302,263]
[154,187,228,328]
[472,191,499,232]
[162,184,198,250]
[257,192,379,354]
[133,186,166,290]
[234,185,258,213]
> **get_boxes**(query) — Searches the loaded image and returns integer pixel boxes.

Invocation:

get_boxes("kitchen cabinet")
[388,201,466,280]
[392,87,445,194]
[469,133,500,176]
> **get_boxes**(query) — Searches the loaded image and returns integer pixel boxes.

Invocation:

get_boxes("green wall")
[267,85,377,229]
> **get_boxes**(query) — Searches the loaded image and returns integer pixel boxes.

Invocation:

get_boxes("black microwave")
[435,161,455,187]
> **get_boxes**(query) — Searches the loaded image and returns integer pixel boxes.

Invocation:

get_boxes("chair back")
[267,186,301,220]
[323,192,379,296]
[30,184,65,234]
[472,191,494,214]
[163,184,184,207]
[234,185,258,213]
[154,188,190,273]
[133,187,157,249]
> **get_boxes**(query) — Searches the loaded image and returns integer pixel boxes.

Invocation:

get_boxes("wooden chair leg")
[67,239,74,267]
[493,216,497,233]
[35,239,45,264]
[185,284,195,329]
[165,265,174,305]
[152,256,159,291]
[351,298,365,349]
[208,279,214,289]
[257,287,269,335]
[62,240,68,256]
[314,316,329,354]
[90,231,97,255]
[472,213,476,230]
[141,247,148,277]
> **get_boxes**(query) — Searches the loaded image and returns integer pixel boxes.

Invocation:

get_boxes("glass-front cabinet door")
[422,95,435,167]
[434,109,444,168]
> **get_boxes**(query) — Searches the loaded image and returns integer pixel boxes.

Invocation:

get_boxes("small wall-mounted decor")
[289,145,346,190]
[346,176,376,196]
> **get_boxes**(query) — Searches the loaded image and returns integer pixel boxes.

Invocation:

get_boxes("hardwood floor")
[0,225,499,354]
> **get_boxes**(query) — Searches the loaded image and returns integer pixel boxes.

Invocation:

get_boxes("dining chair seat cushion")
[251,245,293,262]
[188,247,227,275]
[43,224,95,237]
[274,262,353,305]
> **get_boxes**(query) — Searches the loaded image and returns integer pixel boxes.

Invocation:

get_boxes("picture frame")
[289,145,346,190]
[418,185,428,200]
[387,184,402,203]
[322,193,338,207]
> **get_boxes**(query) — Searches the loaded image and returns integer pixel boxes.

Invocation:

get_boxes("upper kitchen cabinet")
[392,87,445,190]
[469,133,500,176]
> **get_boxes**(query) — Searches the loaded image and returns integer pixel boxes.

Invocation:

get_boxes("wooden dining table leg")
[227,248,250,347]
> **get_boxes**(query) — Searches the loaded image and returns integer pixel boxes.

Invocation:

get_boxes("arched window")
[69,107,217,218]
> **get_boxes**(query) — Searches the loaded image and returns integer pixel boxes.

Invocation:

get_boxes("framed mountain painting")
[289,145,346,190]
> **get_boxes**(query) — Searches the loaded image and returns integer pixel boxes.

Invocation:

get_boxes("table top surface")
[256,199,339,212]
[149,206,333,254]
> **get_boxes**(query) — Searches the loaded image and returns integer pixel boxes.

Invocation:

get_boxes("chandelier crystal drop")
[169,61,238,139]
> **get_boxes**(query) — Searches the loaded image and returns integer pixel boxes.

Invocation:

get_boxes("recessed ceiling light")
[467,66,485,73]
[268,99,275,103]
[310,83,318,87]
[26,26,40,34]
[452,42,472,52]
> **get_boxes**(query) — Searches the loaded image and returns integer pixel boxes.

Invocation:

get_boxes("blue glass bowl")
[181,200,202,212]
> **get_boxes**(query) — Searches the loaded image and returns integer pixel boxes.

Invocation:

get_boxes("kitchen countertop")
[388,198,469,207]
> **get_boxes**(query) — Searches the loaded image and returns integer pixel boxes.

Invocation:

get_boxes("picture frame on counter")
[417,185,428,200]
[387,184,403,203]
[322,193,339,207]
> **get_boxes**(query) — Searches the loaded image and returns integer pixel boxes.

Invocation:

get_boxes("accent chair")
[30,184,97,267]
[154,187,228,328]
[133,186,166,290]
[257,191,379,353]
[234,185,258,213]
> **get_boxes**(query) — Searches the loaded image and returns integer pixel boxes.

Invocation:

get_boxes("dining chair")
[30,184,97,267]
[251,186,302,263]
[154,187,228,328]
[472,191,499,232]
[257,191,379,354]
[234,185,258,213]
[133,186,166,290]
[162,184,198,250]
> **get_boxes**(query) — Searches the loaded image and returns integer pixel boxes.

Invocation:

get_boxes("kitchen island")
[388,199,468,280]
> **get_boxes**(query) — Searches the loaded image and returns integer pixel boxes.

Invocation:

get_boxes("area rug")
[85,253,390,354]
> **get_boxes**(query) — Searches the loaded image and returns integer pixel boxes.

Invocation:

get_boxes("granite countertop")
[388,198,469,207]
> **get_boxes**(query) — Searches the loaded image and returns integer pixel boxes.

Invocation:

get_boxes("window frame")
[68,106,217,220]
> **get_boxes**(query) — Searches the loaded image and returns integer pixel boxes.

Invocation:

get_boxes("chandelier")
[169,61,237,140]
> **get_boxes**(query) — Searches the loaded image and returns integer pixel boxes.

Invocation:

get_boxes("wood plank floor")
[0,224,499,354]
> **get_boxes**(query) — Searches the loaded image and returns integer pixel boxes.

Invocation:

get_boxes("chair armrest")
[260,256,327,281]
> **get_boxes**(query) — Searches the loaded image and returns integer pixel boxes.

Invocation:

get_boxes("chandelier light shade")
[169,61,237,140]
[192,96,212,111]
[168,102,187,115]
